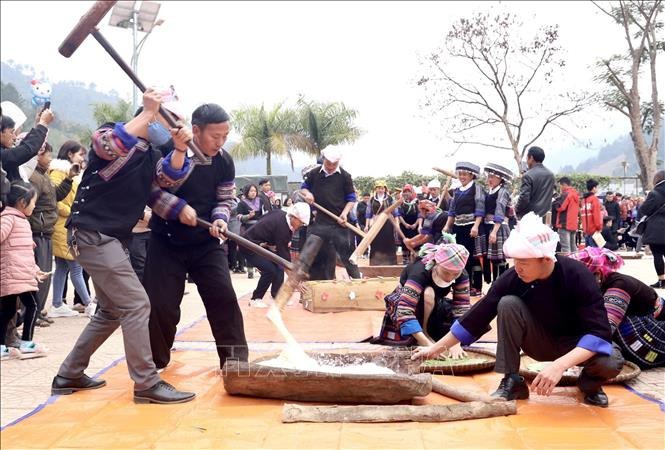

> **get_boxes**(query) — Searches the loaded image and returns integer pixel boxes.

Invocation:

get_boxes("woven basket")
[518,355,641,386]
[419,347,496,375]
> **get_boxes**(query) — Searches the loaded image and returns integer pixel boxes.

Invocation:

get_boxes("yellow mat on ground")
[1,349,662,449]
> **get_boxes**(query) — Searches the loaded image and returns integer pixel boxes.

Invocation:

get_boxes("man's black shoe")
[491,374,530,400]
[134,381,195,404]
[582,388,609,407]
[52,374,106,395]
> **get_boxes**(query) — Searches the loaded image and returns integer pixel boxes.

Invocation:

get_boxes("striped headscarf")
[418,243,469,272]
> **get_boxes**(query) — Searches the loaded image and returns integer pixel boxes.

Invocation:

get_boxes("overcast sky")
[1,1,633,177]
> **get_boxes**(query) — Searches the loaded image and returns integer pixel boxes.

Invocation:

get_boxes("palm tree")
[231,103,309,175]
[296,97,362,155]
[92,99,133,125]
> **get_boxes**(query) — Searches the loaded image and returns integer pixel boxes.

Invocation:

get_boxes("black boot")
[491,373,530,400]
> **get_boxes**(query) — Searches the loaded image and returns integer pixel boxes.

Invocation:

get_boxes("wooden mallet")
[432,167,459,179]
[297,191,366,239]
[58,1,206,160]
[196,218,294,271]
[349,199,403,264]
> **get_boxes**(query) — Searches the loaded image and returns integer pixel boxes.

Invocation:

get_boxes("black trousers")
[308,222,360,280]
[1,292,37,343]
[242,250,284,300]
[127,232,151,283]
[495,295,624,392]
[144,234,248,369]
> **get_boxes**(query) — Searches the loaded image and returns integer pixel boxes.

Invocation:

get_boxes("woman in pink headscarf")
[372,238,470,358]
[570,247,664,369]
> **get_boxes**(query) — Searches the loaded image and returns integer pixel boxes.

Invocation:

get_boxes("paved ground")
[1,255,663,428]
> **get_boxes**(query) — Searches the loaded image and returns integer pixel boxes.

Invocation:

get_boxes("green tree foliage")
[92,100,133,125]
[556,173,612,194]
[231,104,311,175]
[295,97,362,154]
[0,81,27,110]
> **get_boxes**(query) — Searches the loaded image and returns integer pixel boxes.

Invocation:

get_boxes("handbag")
[628,199,665,238]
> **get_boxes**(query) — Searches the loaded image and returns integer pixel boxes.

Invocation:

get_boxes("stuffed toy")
[30,79,52,107]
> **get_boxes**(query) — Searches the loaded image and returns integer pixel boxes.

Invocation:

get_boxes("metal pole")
[131,8,138,112]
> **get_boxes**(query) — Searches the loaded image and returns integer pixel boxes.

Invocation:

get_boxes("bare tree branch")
[451,139,513,150]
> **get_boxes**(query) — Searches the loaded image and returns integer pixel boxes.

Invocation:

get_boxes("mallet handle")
[196,218,294,271]
[90,30,207,160]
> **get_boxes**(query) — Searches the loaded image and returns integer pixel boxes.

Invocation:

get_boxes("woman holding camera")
[49,141,94,318]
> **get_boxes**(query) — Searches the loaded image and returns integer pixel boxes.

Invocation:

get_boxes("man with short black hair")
[515,146,555,220]
[581,179,603,247]
[553,176,579,254]
[145,103,248,372]
[605,192,621,232]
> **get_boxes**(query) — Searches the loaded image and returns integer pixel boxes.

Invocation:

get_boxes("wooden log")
[281,401,517,423]
[223,358,431,404]
[300,278,397,313]
[430,378,498,403]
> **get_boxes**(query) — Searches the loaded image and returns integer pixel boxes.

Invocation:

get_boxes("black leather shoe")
[583,388,609,407]
[52,374,106,395]
[134,381,195,404]
[491,374,530,400]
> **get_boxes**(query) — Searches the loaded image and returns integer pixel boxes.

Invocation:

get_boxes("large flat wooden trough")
[222,349,432,404]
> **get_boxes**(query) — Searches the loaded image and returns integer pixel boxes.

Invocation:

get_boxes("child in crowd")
[1,181,49,360]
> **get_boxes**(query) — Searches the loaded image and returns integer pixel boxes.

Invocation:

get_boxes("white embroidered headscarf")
[503,212,559,260]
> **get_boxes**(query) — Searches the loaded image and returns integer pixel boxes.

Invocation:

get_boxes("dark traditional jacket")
[452,256,614,356]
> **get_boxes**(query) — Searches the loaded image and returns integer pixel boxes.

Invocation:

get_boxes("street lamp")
[109,1,163,111]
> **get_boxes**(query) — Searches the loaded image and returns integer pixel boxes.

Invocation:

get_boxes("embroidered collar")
[458,180,474,192]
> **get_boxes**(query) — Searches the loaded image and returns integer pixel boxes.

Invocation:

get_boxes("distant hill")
[560,132,664,177]
[1,60,123,128]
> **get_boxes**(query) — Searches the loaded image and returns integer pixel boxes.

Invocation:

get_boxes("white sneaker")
[84,303,97,318]
[248,299,269,308]
[71,303,86,313]
[49,304,80,317]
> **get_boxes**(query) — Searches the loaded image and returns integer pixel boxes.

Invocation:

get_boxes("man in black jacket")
[145,103,249,371]
[241,203,310,307]
[413,213,623,408]
[1,107,53,181]
[300,146,361,280]
[515,146,555,220]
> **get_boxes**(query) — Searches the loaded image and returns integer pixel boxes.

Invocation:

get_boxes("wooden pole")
[281,401,516,423]
[349,199,403,264]
[430,378,498,403]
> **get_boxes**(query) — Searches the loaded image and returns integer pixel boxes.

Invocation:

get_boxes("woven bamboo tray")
[419,347,496,375]
[518,355,641,386]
